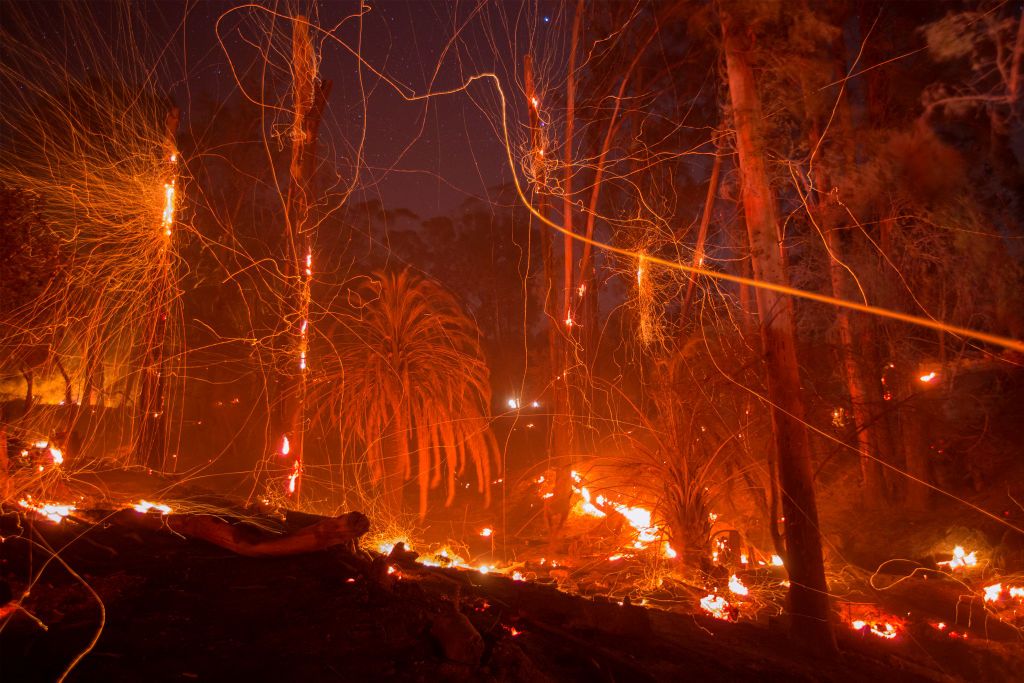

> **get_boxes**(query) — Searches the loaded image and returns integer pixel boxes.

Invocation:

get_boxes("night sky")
[167,1,565,219]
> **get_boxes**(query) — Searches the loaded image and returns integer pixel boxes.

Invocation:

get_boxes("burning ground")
[2,470,1023,682]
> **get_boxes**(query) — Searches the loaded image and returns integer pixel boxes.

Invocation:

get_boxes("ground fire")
[2,1,1023,681]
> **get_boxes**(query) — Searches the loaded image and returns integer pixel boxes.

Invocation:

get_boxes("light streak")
[133,500,172,514]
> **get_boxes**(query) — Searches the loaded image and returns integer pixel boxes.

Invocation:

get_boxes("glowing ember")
[507,397,520,409]
[48,446,64,465]
[19,498,75,524]
[33,440,49,449]
[728,574,749,596]
[134,500,172,515]
[542,492,554,499]
[771,554,784,567]
[851,619,898,640]
[478,565,491,575]
[663,543,677,559]
[512,571,524,581]
[161,181,175,236]
[919,371,937,383]
[280,435,290,455]
[740,553,749,565]
[1009,586,1024,599]
[608,554,624,561]
[938,545,977,570]
[984,583,1002,602]
[700,594,731,620]
[287,460,301,494]
[480,527,493,537]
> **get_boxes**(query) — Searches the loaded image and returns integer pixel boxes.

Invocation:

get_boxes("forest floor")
[2,494,1021,683]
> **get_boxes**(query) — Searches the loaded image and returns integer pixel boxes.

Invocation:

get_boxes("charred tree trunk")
[525,55,572,532]
[135,106,179,470]
[721,12,836,652]
[272,16,332,502]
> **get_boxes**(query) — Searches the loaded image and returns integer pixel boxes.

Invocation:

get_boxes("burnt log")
[118,509,369,557]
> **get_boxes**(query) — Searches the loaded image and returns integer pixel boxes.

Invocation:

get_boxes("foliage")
[328,269,498,518]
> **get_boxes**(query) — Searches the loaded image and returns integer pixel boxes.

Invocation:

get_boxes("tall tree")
[721,7,836,651]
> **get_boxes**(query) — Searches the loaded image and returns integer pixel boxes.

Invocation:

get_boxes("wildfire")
[287,460,301,494]
[728,574,749,596]
[984,583,1002,602]
[938,545,977,570]
[133,500,172,514]
[919,371,937,383]
[19,498,75,523]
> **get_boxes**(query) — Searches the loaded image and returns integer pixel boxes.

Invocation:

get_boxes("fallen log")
[115,509,370,558]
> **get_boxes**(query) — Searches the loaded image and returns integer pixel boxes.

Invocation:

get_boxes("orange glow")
[280,435,291,456]
[919,371,937,383]
[984,583,1002,602]
[48,446,64,465]
[480,527,493,537]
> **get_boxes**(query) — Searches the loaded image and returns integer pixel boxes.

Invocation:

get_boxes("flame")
[1009,586,1024,599]
[728,575,749,596]
[19,498,75,523]
[161,181,175,236]
[984,583,1002,602]
[480,527,493,537]
[530,96,539,109]
[851,619,898,640]
[280,435,291,456]
[512,571,524,581]
[478,564,491,575]
[304,252,312,276]
[48,446,64,465]
[507,397,520,409]
[663,543,677,559]
[770,554,785,567]
[700,594,731,620]
[919,371,937,383]
[938,545,977,570]
[134,500,172,514]
[299,350,306,371]
[287,460,301,494]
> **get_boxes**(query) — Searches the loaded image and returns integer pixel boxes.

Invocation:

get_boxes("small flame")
[49,446,64,465]
[729,575,749,596]
[919,371,937,383]
[507,397,520,410]
[280,435,291,456]
[512,571,524,581]
[851,619,898,640]
[287,460,301,494]
[700,594,731,620]
[771,554,785,567]
[480,527,493,537]
[19,498,75,524]
[162,181,175,236]
[984,583,1003,602]
[938,545,977,570]
[134,500,172,515]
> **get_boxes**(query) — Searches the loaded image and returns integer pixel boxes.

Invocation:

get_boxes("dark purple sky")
[169,1,566,219]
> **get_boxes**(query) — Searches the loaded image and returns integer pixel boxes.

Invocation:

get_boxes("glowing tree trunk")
[721,12,836,652]
[524,55,573,529]
[135,106,179,469]
[274,16,331,502]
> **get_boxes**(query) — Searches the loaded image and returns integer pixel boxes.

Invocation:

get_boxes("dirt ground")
[3,504,1020,683]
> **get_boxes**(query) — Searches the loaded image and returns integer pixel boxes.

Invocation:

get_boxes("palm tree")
[328,269,498,518]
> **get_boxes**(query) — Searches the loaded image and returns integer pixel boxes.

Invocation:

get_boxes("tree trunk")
[525,55,573,532]
[21,367,33,415]
[721,12,836,652]
[273,16,332,502]
[135,106,179,470]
